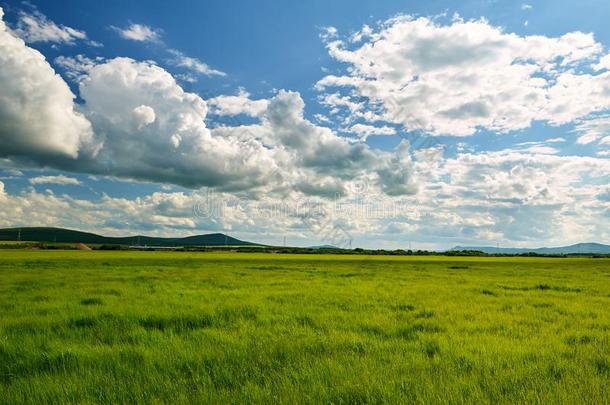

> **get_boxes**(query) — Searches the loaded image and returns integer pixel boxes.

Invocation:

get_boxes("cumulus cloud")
[54,54,104,81]
[11,8,599,211]
[0,26,412,198]
[375,140,417,196]
[2,5,610,247]
[132,105,156,129]
[317,15,610,136]
[263,90,376,176]
[211,90,417,197]
[0,8,96,162]
[29,175,82,185]
[593,54,610,71]
[406,149,610,244]
[77,57,275,190]
[1,144,609,248]
[111,23,161,42]
[207,88,268,117]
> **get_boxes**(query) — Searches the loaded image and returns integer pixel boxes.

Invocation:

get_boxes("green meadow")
[0,250,609,404]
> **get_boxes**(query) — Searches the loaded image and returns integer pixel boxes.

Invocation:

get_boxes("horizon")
[0,0,609,250]
[1,226,608,252]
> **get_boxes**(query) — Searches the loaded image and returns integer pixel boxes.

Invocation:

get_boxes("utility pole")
[283,236,286,247]
[17,228,21,242]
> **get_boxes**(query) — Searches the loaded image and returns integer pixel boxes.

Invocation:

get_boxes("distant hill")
[0,227,258,247]
[450,243,610,255]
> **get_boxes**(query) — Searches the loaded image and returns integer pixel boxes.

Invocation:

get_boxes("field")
[0,251,609,404]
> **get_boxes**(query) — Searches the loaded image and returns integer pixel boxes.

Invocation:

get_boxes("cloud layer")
[0,8,416,199]
[0,7,608,248]
[317,15,610,136]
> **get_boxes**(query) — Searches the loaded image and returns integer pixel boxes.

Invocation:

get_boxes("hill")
[450,242,610,255]
[0,227,258,247]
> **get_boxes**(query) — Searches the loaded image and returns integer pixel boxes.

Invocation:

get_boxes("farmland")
[0,250,609,404]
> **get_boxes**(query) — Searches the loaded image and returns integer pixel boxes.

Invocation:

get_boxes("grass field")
[0,250,609,404]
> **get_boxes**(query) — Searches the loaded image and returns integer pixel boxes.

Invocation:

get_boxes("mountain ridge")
[0,227,258,247]
[450,242,610,254]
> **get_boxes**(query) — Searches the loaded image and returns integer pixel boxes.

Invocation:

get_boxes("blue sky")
[0,0,608,249]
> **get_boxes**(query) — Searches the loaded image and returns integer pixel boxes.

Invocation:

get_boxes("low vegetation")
[0,250,609,403]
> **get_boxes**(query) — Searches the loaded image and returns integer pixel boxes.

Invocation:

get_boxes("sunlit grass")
[0,250,609,403]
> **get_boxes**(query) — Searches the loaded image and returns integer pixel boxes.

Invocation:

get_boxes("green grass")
[0,250,609,404]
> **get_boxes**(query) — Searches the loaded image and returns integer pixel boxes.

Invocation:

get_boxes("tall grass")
[0,251,608,404]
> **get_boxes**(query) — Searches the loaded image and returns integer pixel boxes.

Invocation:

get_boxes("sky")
[0,0,609,250]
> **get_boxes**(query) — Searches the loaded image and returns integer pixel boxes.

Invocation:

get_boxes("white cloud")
[520,145,559,155]
[176,73,197,83]
[5,169,23,177]
[349,123,396,140]
[314,114,331,124]
[77,57,274,190]
[317,15,610,136]
[262,90,376,176]
[54,54,104,81]
[2,7,610,248]
[3,6,605,222]
[169,49,226,77]
[212,90,417,197]
[29,175,82,186]
[0,29,414,198]
[350,24,373,43]
[110,24,225,78]
[0,168,23,180]
[320,93,363,115]
[408,149,610,244]
[376,140,417,195]
[521,4,533,10]
[132,105,156,129]
[1,145,608,248]
[207,88,268,117]
[13,9,89,45]
[112,23,161,42]
[0,8,96,162]
[319,26,338,41]
[593,54,610,71]
[574,115,610,144]
[577,133,600,145]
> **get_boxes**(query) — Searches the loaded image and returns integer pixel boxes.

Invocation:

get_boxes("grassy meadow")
[0,250,609,404]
